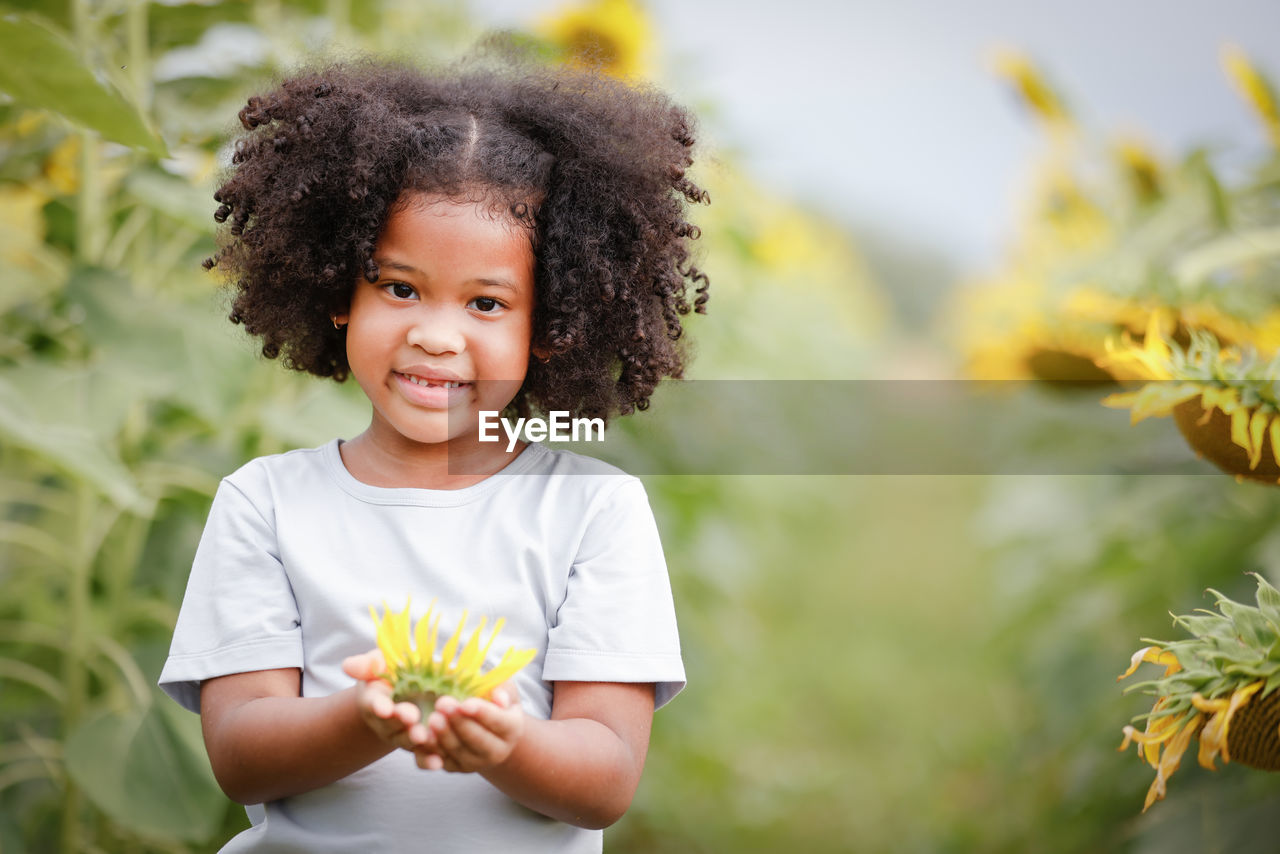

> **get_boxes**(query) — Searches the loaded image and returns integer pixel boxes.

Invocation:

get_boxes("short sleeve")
[158,477,303,713]
[543,479,685,708]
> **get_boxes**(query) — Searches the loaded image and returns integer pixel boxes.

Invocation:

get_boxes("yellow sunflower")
[953,279,1142,384]
[1118,574,1280,811]
[538,0,655,80]
[370,599,536,715]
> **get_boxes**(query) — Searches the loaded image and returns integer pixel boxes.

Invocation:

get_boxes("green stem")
[71,0,102,266]
[126,0,150,112]
[60,483,93,853]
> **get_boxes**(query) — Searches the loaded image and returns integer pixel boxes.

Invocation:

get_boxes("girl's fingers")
[427,710,448,735]
[434,717,464,757]
[454,697,522,745]
[342,649,386,680]
[369,691,394,718]
[448,714,508,758]
[391,701,420,726]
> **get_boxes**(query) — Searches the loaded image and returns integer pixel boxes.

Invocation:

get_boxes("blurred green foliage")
[3,1,1280,852]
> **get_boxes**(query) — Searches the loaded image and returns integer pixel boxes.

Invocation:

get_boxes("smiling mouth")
[397,373,469,389]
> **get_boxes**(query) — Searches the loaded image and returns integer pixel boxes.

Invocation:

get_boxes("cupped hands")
[341,650,430,754]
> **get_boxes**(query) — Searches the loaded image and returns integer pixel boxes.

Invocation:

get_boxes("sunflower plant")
[957,49,1280,385]
[370,600,537,717]
[1102,319,1280,482]
[1118,573,1280,811]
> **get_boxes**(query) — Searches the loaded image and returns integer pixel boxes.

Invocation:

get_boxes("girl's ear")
[332,312,349,330]
[531,343,551,363]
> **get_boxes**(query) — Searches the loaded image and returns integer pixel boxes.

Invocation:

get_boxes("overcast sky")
[472,0,1280,269]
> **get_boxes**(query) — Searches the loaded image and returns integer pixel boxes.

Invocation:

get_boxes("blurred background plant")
[2,0,1280,852]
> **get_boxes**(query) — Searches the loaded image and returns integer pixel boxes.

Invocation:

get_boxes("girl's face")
[335,193,536,453]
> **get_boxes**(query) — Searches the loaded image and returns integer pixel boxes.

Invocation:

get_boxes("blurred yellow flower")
[14,110,45,137]
[0,183,50,270]
[43,135,81,195]
[370,599,536,714]
[989,48,1071,129]
[539,0,654,79]
[1222,44,1280,148]
[951,278,1132,383]
[1112,136,1162,203]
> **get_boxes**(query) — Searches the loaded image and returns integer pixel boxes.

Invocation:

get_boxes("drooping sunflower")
[1102,319,1280,484]
[1118,574,1280,811]
[370,599,537,716]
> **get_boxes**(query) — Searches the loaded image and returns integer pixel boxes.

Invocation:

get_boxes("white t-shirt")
[159,439,684,853]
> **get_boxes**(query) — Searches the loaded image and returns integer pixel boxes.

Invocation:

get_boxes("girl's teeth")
[405,375,461,388]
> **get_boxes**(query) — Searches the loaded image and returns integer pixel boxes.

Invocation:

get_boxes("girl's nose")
[405,308,465,355]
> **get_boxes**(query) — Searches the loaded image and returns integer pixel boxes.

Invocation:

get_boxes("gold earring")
[332,317,346,330]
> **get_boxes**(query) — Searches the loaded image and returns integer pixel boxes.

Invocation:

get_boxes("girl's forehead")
[391,190,535,234]
[377,194,535,279]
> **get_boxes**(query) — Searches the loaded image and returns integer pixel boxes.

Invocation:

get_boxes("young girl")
[158,56,708,851]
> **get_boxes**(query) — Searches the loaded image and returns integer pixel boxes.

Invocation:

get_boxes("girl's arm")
[200,660,425,805]
[424,681,655,829]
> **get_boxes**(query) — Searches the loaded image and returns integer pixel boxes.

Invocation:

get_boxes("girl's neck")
[338,429,527,490]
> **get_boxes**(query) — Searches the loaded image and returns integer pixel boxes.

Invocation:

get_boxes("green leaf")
[1187,149,1231,230]
[0,367,148,512]
[124,169,213,232]
[64,266,262,427]
[1172,226,1280,288]
[64,704,224,842]
[1214,597,1274,649]
[0,13,166,156]
[1171,612,1230,640]
[1255,573,1280,627]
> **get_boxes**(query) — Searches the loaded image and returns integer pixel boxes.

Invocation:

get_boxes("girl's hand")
[418,682,523,773]
[342,650,430,753]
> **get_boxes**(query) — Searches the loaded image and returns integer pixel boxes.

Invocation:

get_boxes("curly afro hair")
[205,55,709,421]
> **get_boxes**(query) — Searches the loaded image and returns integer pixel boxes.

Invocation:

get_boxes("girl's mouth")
[393,372,472,407]
[401,375,466,389]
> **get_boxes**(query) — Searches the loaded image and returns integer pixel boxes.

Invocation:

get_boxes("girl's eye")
[470,296,502,313]
[384,282,416,300]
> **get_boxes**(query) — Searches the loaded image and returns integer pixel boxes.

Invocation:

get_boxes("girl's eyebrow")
[373,258,518,291]
[374,258,421,275]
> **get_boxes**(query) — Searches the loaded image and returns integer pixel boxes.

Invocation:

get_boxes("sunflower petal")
[1118,646,1180,680]
[1270,417,1280,468]
[477,616,506,665]
[439,610,468,674]
[1142,714,1201,813]
[454,617,489,676]
[1231,406,1253,456]
[470,647,538,697]
[413,599,438,669]
[1218,681,1264,764]
[1248,409,1269,469]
